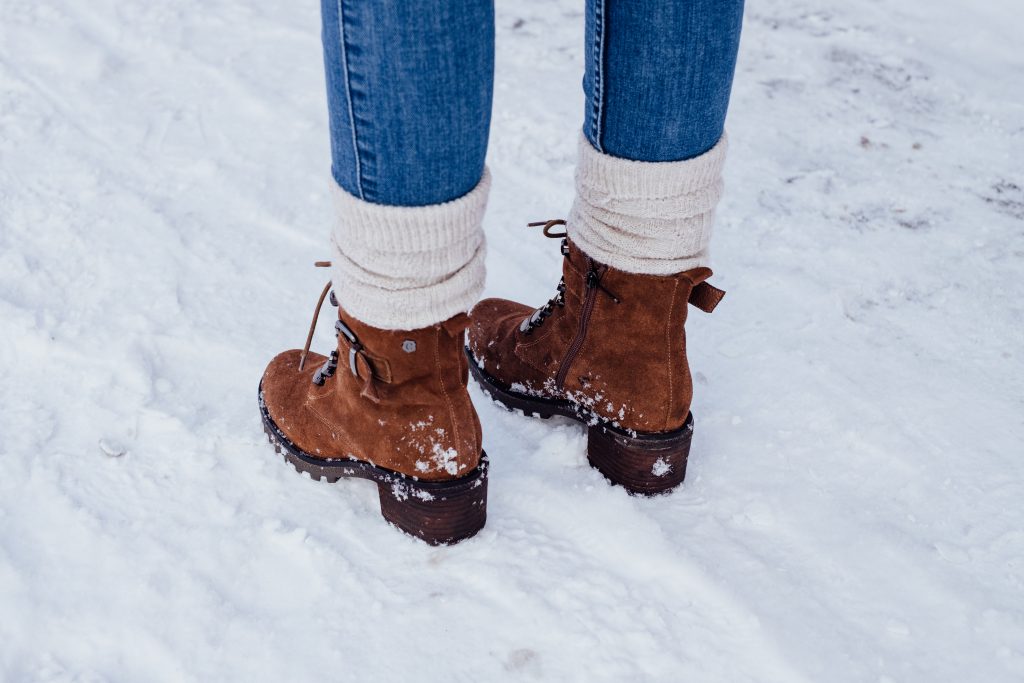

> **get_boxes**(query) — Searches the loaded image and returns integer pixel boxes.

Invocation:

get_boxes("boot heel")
[586,415,694,495]
[376,455,489,545]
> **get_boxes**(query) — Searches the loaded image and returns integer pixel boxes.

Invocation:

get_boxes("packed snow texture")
[1,0,1023,681]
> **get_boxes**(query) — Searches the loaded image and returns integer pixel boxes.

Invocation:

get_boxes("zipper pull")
[586,262,621,304]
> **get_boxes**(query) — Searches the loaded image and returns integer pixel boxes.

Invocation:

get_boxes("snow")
[1,0,1023,681]
[430,442,461,476]
[651,458,672,478]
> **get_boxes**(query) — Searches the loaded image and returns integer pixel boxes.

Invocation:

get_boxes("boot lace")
[519,220,569,335]
[298,262,380,402]
[519,220,619,334]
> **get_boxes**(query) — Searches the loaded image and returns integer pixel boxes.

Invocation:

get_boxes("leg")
[467,0,743,494]
[321,0,493,206]
[258,1,495,544]
[321,0,495,329]
[573,0,744,274]
[584,0,744,162]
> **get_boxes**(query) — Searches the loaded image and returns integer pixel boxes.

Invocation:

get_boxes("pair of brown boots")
[259,223,724,544]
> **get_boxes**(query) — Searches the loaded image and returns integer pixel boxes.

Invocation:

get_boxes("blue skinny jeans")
[321,0,744,207]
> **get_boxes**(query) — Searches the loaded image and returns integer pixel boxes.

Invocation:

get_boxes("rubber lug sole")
[259,387,487,545]
[466,347,692,495]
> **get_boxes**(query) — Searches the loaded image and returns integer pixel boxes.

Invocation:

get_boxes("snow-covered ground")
[2,0,1023,680]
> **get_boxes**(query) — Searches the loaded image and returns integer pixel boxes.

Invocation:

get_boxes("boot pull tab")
[441,312,472,337]
[689,281,726,313]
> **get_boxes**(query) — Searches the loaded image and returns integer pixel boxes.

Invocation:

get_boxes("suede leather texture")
[261,307,482,481]
[469,239,717,434]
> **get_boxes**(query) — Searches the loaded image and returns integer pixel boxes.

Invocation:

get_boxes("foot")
[259,284,488,544]
[467,221,723,494]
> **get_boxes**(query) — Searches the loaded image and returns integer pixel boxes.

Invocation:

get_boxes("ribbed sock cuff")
[329,170,489,330]
[567,133,728,275]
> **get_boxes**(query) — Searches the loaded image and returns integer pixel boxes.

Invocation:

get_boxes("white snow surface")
[2,0,1023,681]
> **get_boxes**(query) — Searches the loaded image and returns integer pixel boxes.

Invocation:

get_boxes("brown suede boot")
[259,281,488,545]
[467,221,723,495]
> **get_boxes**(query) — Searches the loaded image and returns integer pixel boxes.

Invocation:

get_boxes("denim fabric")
[320,0,494,206]
[320,0,742,206]
[583,0,744,161]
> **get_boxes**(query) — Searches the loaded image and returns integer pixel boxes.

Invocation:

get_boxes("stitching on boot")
[516,316,562,348]
[306,402,359,458]
[434,326,462,468]
[516,348,559,380]
[306,379,337,403]
[664,280,680,429]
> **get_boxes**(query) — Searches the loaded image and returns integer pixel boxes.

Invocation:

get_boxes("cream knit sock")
[567,133,728,275]
[329,170,489,330]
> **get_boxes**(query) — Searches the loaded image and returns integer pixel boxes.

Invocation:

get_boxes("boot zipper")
[555,259,605,390]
